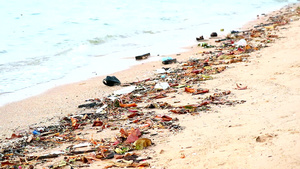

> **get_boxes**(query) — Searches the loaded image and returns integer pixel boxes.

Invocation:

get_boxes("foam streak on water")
[0,0,298,106]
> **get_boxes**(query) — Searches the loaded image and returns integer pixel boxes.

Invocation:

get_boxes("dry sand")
[147,16,300,169]
[1,4,300,169]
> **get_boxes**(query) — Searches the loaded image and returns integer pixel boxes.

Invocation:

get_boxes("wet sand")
[1,4,300,169]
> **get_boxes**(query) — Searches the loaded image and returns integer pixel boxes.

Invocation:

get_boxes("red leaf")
[191,69,202,74]
[120,128,128,137]
[1,161,15,166]
[161,115,172,121]
[132,119,139,123]
[126,128,141,143]
[193,89,209,95]
[169,83,179,87]
[92,120,103,127]
[184,87,195,93]
[120,103,137,108]
[128,112,138,118]
[170,109,187,114]
[6,133,22,140]
[128,109,138,113]
[113,140,120,146]
[199,101,210,106]
[126,134,139,144]
[114,154,124,159]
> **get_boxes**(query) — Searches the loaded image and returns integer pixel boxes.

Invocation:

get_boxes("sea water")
[0,0,298,106]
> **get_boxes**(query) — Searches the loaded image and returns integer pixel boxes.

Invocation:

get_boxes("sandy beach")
[1,4,300,169]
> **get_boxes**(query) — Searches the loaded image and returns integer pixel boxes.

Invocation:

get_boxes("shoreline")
[0,2,294,108]
[0,3,300,168]
[1,2,291,108]
[0,0,298,141]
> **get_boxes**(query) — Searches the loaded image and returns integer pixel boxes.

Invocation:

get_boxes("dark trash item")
[210,32,218,37]
[105,152,115,159]
[162,57,177,65]
[231,30,240,34]
[78,102,97,108]
[196,35,204,41]
[162,59,176,64]
[103,76,121,86]
[135,53,150,60]
[253,23,273,28]
[215,38,229,42]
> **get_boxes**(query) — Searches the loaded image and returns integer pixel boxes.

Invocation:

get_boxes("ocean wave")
[0,56,50,73]
[87,34,128,45]
[142,30,157,34]
[0,50,7,54]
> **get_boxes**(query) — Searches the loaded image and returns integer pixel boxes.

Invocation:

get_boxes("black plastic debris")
[103,76,121,86]
[196,35,204,41]
[78,102,97,108]
[210,32,218,37]
[162,58,177,65]
[135,53,150,60]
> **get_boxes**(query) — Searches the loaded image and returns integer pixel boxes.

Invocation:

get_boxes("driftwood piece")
[135,53,150,60]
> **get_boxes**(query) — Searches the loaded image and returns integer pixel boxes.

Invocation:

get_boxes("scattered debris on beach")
[135,53,150,60]
[0,5,299,169]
